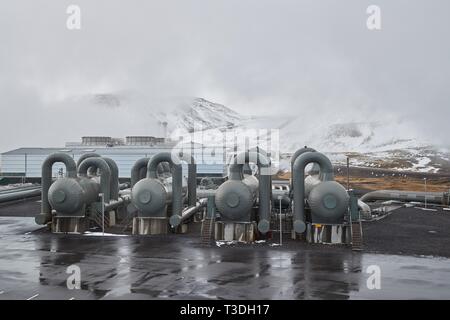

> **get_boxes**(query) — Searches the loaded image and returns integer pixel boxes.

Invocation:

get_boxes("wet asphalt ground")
[1,199,450,300]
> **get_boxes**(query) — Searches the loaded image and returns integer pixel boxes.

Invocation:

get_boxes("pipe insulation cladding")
[36,153,77,225]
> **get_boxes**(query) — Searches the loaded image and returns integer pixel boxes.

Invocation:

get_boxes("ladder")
[351,221,363,251]
[120,212,135,232]
[201,195,216,246]
[348,191,363,251]
[90,208,110,229]
[201,216,215,246]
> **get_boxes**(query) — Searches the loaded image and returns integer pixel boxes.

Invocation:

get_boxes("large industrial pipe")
[228,151,272,234]
[36,153,77,225]
[170,198,207,227]
[76,153,101,176]
[292,151,334,233]
[291,147,316,173]
[176,151,197,207]
[360,190,449,205]
[147,152,183,221]
[78,157,112,203]
[0,184,40,195]
[358,199,372,219]
[102,157,119,200]
[0,187,41,203]
[131,158,150,187]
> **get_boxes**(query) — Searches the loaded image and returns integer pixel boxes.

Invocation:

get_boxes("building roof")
[1,142,221,156]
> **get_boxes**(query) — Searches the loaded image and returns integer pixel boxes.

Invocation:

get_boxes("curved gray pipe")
[360,190,449,205]
[292,151,334,233]
[358,199,372,219]
[229,151,272,234]
[102,157,119,200]
[147,152,183,222]
[77,153,101,176]
[37,153,77,225]
[290,147,316,173]
[131,158,150,187]
[78,158,111,203]
[176,152,197,207]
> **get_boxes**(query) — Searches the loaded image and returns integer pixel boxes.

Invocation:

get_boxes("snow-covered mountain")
[64,93,449,173]
[159,99,449,174]
[152,97,249,132]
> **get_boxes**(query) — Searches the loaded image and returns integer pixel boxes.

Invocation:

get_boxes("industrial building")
[0,136,226,179]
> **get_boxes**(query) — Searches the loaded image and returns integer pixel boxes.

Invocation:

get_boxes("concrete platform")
[0,199,450,299]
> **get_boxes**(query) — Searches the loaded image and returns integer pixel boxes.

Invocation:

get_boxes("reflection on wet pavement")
[1,217,450,300]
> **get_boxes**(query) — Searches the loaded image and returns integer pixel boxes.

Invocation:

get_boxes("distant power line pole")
[347,156,350,191]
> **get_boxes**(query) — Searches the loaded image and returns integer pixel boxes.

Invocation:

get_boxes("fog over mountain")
[1,1,450,154]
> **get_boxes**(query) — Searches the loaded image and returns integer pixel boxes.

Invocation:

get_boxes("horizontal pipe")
[170,198,207,227]
[360,190,449,205]
[0,185,40,195]
[104,195,131,211]
[0,188,41,203]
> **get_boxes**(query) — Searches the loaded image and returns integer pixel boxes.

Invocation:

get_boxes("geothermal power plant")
[0,135,450,300]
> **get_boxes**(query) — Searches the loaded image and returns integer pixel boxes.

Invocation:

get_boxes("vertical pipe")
[147,152,183,221]
[230,151,271,234]
[292,151,334,233]
[24,153,27,180]
[130,157,150,187]
[175,151,197,207]
[102,157,119,200]
[36,153,77,225]
[290,147,316,190]
[347,156,350,190]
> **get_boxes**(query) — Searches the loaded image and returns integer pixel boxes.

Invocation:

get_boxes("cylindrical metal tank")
[131,176,187,217]
[304,175,321,198]
[215,175,258,222]
[307,181,349,224]
[48,177,100,215]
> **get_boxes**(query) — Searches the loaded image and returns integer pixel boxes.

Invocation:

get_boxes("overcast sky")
[1,0,449,152]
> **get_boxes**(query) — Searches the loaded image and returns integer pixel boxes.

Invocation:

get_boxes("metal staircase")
[89,206,110,229]
[348,191,363,251]
[351,221,363,251]
[201,216,215,246]
[201,195,216,246]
